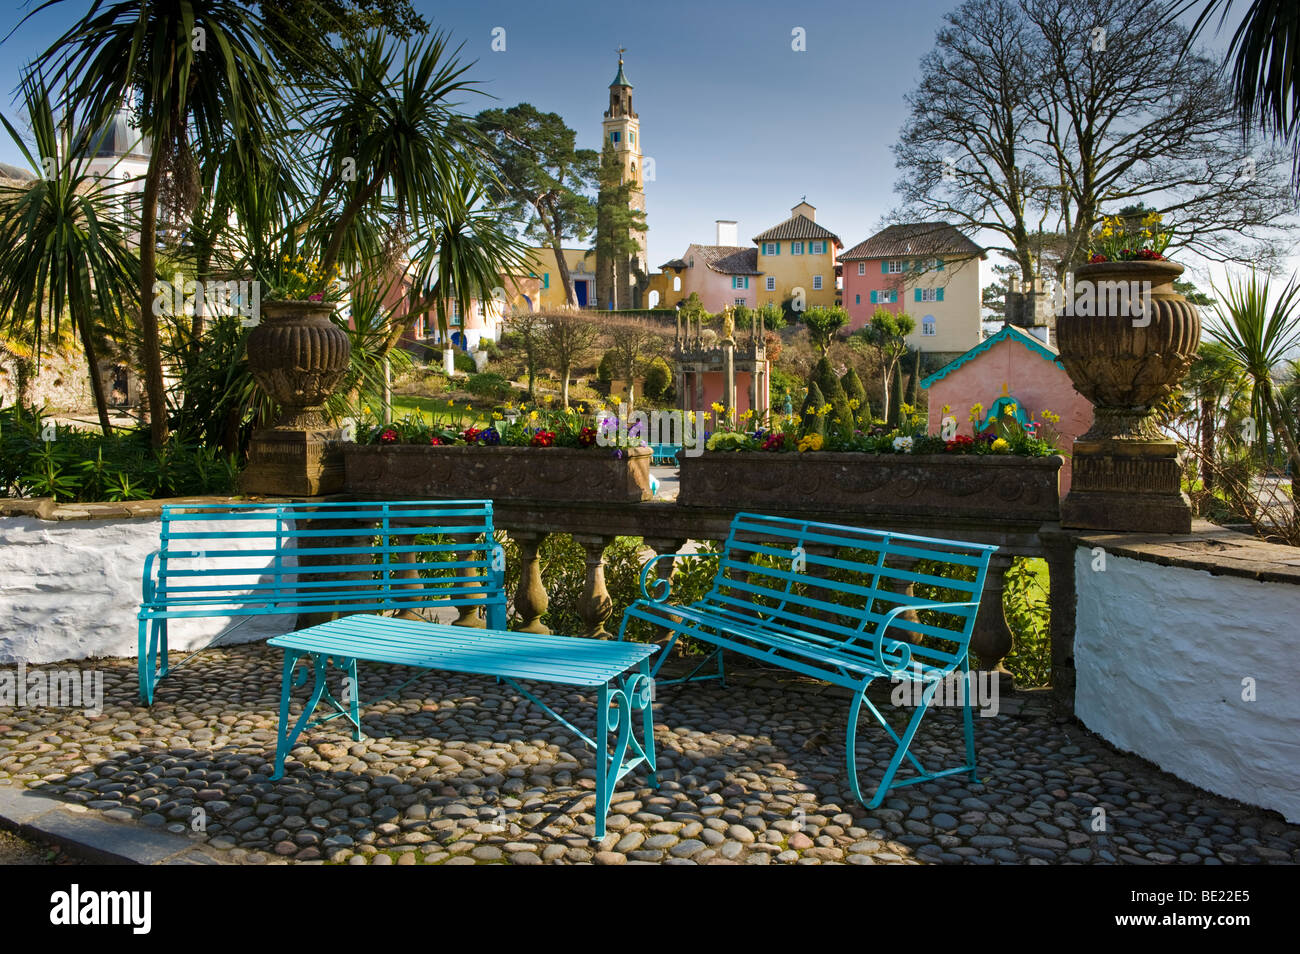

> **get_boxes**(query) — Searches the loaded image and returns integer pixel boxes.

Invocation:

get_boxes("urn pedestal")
[1055,261,1200,534]
[241,300,352,497]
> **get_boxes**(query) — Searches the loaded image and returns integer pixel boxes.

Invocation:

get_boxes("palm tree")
[302,29,482,274]
[1182,342,1250,491]
[0,75,139,435]
[408,175,531,376]
[31,0,285,446]
[1207,271,1300,489]
[1179,1,1300,191]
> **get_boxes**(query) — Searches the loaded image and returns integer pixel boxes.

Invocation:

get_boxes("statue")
[722,306,735,343]
[782,391,794,418]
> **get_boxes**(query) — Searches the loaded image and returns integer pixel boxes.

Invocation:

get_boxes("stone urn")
[1055,260,1200,532]
[242,300,352,496]
[246,299,351,428]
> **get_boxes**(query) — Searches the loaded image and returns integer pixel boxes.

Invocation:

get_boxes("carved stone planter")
[342,444,653,503]
[242,300,352,497]
[678,452,1062,523]
[1055,260,1200,533]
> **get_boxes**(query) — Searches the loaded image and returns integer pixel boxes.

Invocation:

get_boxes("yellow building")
[514,246,600,311]
[752,202,842,310]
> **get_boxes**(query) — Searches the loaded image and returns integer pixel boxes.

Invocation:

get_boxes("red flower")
[463,427,480,445]
[1089,253,1108,264]
[530,429,555,447]
[379,428,398,444]
[578,426,597,447]
[429,434,442,445]
[308,292,324,302]
[944,434,975,452]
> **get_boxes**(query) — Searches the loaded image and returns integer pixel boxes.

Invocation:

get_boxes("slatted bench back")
[706,512,997,675]
[147,500,505,625]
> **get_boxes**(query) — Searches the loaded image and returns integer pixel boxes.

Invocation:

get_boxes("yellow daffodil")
[991,438,1011,454]
[941,404,952,416]
[711,401,725,413]
[969,403,984,423]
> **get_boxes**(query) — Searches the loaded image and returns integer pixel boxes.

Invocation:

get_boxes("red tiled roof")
[840,222,983,260]
[753,214,841,244]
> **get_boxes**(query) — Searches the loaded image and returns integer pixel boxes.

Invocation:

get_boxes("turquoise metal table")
[269,615,659,840]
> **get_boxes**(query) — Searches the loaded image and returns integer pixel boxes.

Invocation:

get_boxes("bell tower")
[597,50,648,308]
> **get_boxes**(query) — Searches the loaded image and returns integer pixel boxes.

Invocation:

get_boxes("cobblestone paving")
[1,645,1297,865]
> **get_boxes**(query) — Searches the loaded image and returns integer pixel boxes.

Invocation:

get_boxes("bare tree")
[894,0,1297,282]
[539,310,601,407]
[603,316,669,410]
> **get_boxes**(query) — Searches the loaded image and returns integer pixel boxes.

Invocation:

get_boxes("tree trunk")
[549,238,577,307]
[139,145,170,447]
[73,304,112,436]
[1200,396,1215,492]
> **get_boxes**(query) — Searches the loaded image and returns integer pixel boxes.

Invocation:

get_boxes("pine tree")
[593,142,648,310]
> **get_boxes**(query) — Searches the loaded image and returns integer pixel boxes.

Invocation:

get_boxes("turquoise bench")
[649,443,681,465]
[269,616,656,840]
[619,513,997,809]
[137,500,507,705]
[137,499,657,839]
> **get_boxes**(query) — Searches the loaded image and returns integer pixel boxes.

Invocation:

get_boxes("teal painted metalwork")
[618,513,997,810]
[268,616,658,840]
[137,500,507,704]
[649,443,681,465]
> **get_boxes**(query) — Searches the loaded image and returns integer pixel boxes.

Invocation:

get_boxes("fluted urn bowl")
[1054,260,1200,441]
[247,299,351,428]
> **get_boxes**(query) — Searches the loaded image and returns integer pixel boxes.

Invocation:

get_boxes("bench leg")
[271,651,328,781]
[846,677,940,809]
[592,665,658,841]
[138,617,168,706]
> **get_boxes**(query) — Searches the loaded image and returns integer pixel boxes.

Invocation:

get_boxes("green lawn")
[363,395,493,428]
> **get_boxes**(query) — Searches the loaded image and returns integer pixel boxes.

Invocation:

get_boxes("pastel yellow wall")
[902,257,982,354]
[521,247,600,309]
[753,240,839,311]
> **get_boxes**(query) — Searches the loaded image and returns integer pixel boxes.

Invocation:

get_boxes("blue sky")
[0,0,1279,293]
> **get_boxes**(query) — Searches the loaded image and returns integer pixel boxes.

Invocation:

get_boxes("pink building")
[920,324,1093,496]
[658,241,761,313]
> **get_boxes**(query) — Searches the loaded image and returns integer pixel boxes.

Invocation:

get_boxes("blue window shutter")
[855,294,861,305]
[745,277,750,289]
[937,287,944,302]
[914,288,922,302]
[881,261,888,274]
[870,291,878,304]
[937,258,945,270]
[543,273,549,289]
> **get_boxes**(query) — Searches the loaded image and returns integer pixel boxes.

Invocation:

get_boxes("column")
[512,531,550,634]
[969,552,1014,693]
[452,533,487,628]
[574,534,614,639]
[1041,530,1078,715]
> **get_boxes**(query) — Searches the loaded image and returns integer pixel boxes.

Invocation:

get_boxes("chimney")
[716,220,738,246]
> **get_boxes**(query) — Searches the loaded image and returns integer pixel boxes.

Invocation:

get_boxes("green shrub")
[800,381,826,438]
[477,338,502,361]
[0,403,239,502]
[453,351,476,375]
[841,366,870,423]
[642,356,672,401]
[812,357,854,436]
[465,372,511,400]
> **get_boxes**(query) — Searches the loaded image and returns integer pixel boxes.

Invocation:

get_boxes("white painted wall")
[1075,548,1300,822]
[0,515,297,664]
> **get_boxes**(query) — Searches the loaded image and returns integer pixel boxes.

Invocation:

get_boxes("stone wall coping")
[1075,521,1300,585]
[0,495,315,522]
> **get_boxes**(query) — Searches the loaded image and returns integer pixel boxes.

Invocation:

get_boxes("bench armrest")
[637,550,721,603]
[875,601,980,677]
[141,549,162,604]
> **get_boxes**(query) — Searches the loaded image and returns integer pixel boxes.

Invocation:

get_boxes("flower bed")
[342,443,653,503]
[678,451,1062,521]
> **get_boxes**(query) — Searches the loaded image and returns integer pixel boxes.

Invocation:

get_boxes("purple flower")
[308,292,323,302]
[613,448,623,459]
